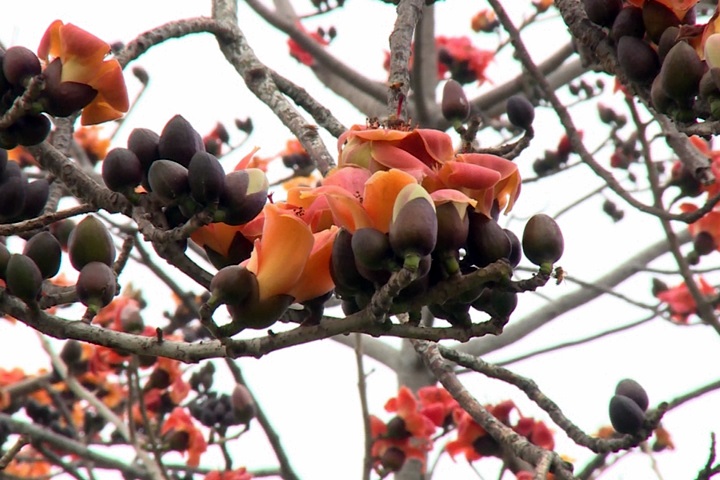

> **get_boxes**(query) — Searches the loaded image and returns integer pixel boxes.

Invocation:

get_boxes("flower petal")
[246,204,314,300]
[287,226,338,302]
[363,169,418,233]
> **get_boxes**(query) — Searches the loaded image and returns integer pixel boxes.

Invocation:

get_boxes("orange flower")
[655,276,717,323]
[246,203,315,301]
[437,153,521,215]
[161,407,208,467]
[74,125,111,162]
[314,168,418,233]
[286,226,338,303]
[471,10,498,33]
[38,20,129,125]
[338,124,454,176]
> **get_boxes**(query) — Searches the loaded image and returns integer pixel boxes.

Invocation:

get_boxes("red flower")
[161,407,208,467]
[370,387,436,472]
[655,276,718,323]
[38,20,129,125]
[445,400,517,462]
[204,468,252,480]
[436,36,494,85]
[288,24,329,66]
[416,385,459,428]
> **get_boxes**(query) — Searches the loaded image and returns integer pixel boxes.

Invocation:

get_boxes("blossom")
[313,167,418,233]
[38,20,129,125]
[370,387,436,472]
[471,10,498,33]
[235,203,338,306]
[74,125,111,163]
[680,203,720,253]
[204,469,253,480]
[445,400,516,461]
[655,276,718,323]
[288,24,329,66]
[417,385,459,428]
[627,0,698,20]
[436,36,494,85]
[161,407,208,467]
[436,153,521,215]
[338,124,454,175]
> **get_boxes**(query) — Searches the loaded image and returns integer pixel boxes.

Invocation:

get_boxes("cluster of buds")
[609,378,650,435]
[0,150,49,223]
[582,0,720,122]
[101,115,269,237]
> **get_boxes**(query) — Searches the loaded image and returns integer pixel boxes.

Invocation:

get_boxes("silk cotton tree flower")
[337,124,454,176]
[38,20,128,125]
[221,203,338,333]
[436,153,521,216]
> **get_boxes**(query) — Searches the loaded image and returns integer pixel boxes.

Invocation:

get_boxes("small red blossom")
[370,387,436,473]
[655,276,718,323]
[161,407,208,467]
[288,25,329,66]
[204,468,253,480]
[436,36,494,85]
[417,385,459,428]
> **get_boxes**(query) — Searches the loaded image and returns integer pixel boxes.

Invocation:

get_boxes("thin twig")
[355,334,373,480]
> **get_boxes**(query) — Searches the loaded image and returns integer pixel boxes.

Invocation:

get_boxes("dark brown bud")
[76,261,117,310]
[23,231,62,279]
[188,151,225,205]
[147,159,190,203]
[617,36,660,84]
[3,46,41,86]
[506,95,535,130]
[102,148,143,193]
[158,115,204,168]
[615,379,649,412]
[5,254,42,304]
[522,214,564,266]
[583,0,622,27]
[441,79,470,122]
[609,394,645,434]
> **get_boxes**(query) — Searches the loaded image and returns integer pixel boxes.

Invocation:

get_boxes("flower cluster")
[653,276,718,323]
[193,119,536,333]
[0,20,126,150]
[370,386,555,476]
[383,37,495,85]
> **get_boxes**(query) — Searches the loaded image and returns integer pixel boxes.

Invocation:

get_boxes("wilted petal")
[246,204,314,300]
[287,226,339,302]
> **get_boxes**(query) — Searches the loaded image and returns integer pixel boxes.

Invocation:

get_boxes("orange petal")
[370,142,434,175]
[287,226,338,302]
[59,23,111,66]
[437,160,501,190]
[363,169,418,233]
[246,204,314,300]
[324,194,373,233]
[190,223,243,257]
[38,20,63,61]
[235,146,262,170]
